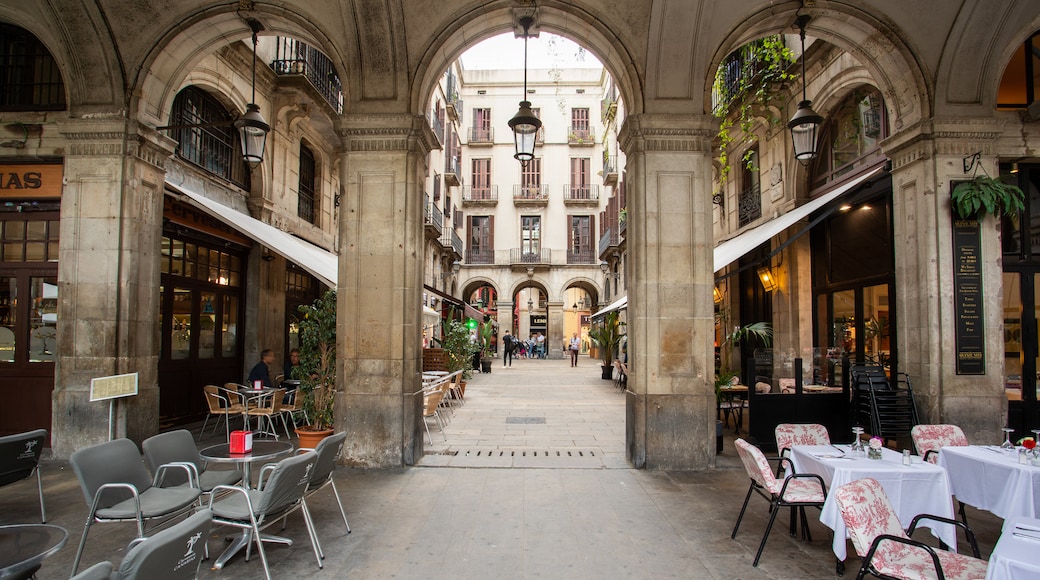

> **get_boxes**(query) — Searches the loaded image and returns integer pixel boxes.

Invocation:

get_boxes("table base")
[211,530,293,570]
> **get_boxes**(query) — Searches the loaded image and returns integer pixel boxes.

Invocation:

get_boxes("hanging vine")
[712,35,796,187]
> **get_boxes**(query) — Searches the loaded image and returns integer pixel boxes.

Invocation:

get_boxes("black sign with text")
[953,217,985,374]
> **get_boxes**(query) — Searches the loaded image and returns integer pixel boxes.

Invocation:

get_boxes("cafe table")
[199,440,295,571]
[790,444,957,562]
[0,524,67,580]
[986,515,1040,580]
[937,446,1040,519]
[717,384,748,434]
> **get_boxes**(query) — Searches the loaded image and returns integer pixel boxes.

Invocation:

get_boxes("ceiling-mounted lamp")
[787,13,824,164]
[713,285,724,304]
[757,266,779,293]
[527,297,534,311]
[507,16,542,167]
[158,18,270,166]
[1010,162,1020,174]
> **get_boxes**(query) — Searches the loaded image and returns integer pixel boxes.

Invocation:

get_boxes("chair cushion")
[735,438,779,493]
[835,477,908,557]
[775,423,830,455]
[868,541,988,580]
[68,561,115,580]
[210,489,265,521]
[95,486,200,520]
[198,468,243,492]
[911,424,968,464]
[778,477,826,504]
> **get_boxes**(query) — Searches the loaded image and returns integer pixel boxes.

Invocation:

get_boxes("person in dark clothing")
[283,349,301,383]
[502,330,514,367]
[247,348,276,387]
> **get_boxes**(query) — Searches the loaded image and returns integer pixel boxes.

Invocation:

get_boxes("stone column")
[882,118,1006,442]
[51,119,174,458]
[618,114,717,469]
[546,301,564,359]
[336,114,439,467]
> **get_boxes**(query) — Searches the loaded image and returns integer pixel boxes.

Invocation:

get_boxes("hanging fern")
[951,175,1025,220]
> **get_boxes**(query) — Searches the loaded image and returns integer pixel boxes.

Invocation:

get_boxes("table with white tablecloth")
[986,515,1040,580]
[938,446,1040,520]
[790,445,958,561]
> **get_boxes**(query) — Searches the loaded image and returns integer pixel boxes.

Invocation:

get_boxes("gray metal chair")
[208,451,321,580]
[69,438,202,575]
[70,509,213,580]
[0,428,47,522]
[299,432,350,560]
[142,429,242,493]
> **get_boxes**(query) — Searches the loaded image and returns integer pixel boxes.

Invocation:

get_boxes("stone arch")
[558,275,603,306]
[705,4,931,132]
[507,278,552,303]
[460,278,500,303]
[410,3,645,122]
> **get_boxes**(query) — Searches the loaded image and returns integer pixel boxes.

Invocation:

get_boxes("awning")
[713,167,883,273]
[592,295,628,320]
[166,181,338,288]
[422,305,441,320]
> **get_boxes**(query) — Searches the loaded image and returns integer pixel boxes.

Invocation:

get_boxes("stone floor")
[3,355,1005,579]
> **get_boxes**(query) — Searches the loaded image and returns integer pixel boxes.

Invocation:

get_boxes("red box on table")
[229,430,253,454]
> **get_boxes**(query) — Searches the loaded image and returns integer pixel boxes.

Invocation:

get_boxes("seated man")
[247,348,276,388]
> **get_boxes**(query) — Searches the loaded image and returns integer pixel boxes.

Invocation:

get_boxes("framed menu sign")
[952,214,984,374]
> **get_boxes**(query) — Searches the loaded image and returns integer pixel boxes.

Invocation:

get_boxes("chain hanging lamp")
[508,16,542,167]
[235,19,271,167]
[787,14,824,164]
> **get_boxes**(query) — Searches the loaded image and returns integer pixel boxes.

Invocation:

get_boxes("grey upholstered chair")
[208,451,320,579]
[69,438,202,575]
[0,428,48,522]
[142,429,242,493]
[300,432,351,560]
[70,509,213,580]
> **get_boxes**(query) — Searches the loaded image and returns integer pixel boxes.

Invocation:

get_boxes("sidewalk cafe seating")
[911,424,971,524]
[142,429,243,494]
[834,477,987,580]
[0,428,47,522]
[69,438,202,575]
[774,423,830,477]
[200,385,247,442]
[298,432,351,560]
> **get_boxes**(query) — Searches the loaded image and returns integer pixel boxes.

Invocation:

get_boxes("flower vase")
[867,448,883,460]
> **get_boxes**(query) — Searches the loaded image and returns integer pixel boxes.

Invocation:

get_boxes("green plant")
[714,309,773,400]
[618,207,627,226]
[951,175,1024,220]
[589,310,627,367]
[295,289,337,432]
[438,313,480,377]
[478,320,496,359]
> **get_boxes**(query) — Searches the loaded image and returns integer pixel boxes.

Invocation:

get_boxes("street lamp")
[508,16,542,167]
[787,14,823,164]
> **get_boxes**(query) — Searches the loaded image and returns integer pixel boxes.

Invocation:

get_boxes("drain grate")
[419,447,605,468]
[505,416,546,424]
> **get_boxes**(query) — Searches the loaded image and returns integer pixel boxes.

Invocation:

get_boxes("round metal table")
[0,524,68,580]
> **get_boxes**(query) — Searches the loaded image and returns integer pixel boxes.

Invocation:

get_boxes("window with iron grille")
[521,216,541,255]
[0,24,65,111]
[571,108,589,130]
[569,215,593,263]
[169,86,251,190]
[570,158,591,198]
[522,158,541,192]
[472,158,491,198]
[472,108,492,142]
[738,147,761,227]
[298,143,316,224]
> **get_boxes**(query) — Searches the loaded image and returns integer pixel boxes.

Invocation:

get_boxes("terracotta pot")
[296,427,334,449]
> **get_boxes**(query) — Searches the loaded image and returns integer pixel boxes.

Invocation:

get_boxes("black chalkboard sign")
[952,215,985,374]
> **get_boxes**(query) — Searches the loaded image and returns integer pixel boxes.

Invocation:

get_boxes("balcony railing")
[429,111,444,145]
[563,184,600,203]
[466,249,494,265]
[513,184,549,204]
[424,199,444,238]
[598,228,620,257]
[440,229,464,257]
[461,185,498,203]
[445,73,461,122]
[568,127,595,145]
[711,35,785,116]
[444,157,462,187]
[467,127,494,144]
[270,38,344,114]
[738,182,762,227]
[509,248,551,265]
[567,248,596,265]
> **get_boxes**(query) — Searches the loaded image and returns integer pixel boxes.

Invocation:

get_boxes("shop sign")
[952,215,984,375]
[530,314,547,327]
[0,163,63,199]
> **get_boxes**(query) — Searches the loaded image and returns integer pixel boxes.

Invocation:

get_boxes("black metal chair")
[0,428,47,522]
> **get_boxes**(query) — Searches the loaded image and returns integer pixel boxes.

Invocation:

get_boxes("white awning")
[423,305,440,320]
[713,167,883,273]
[592,295,628,320]
[167,181,338,288]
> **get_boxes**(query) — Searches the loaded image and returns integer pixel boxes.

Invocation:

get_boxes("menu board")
[90,372,139,401]
[952,217,984,374]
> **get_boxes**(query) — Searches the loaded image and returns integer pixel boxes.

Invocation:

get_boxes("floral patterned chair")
[774,423,831,476]
[834,477,986,580]
[911,424,969,464]
[731,438,827,567]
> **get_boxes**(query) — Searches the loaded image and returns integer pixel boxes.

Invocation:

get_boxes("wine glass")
[850,426,865,456]
[1031,428,1040,458]
[1000,427,1015,451]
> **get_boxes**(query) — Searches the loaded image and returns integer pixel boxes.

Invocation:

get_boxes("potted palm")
[589,310,626,380]
[294,289,337,448]
[478,320,495,374]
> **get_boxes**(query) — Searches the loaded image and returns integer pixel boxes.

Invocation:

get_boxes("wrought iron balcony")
[440,228,464,258]
[598,228,620,257]
[429,111,444,145]
[467,127,494,145]
[563,184,600,203]
[444,157,462,187]
[568,127,596,145]
[466,249,494,265]
[445,72,462,122]
[737,182,762,227]
[602,153,618,186]
[461,185,498,204]
[509,248,551,265]
[711,35,785,116]
[567,248,596,265]
[270,38,344,114]
[424,198,444,239]
[513,184,549,205]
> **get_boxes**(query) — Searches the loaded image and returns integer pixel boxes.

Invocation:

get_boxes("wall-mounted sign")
[530,314,547,327]
[0,162,63,199]
[952,215,985,375]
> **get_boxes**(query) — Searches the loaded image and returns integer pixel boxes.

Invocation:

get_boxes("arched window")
[810,87,887,189]
[0,23,65,110]
[169,86,251,190]
[298,143,316,224]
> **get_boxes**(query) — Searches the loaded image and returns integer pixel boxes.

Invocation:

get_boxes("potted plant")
[478,320,495,374]
[294,289,337,448]
[439,314,480,385]
[951,174,1025,220]
[589,310,626,380]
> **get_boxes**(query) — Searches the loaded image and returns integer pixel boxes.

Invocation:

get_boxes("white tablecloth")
[938,446,1040,519]
[986,516,1040,580]
[790,445,957,561]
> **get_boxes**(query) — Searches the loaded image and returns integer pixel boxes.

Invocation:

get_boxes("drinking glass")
[1031,429,1040,458]
[1000,427,1015,451]
[850,426,865,457]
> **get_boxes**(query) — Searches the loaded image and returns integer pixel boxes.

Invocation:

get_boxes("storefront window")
[27,277,56,362]
[198,292,216,359]
[0,276,15,362]
[222,295,238,357]
[170,287,191,360]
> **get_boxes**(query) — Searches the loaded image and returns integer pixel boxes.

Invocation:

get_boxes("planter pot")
[480,358,492,374]
[296,427,334,449]
[716,420,724,453]
[600,365,613,380]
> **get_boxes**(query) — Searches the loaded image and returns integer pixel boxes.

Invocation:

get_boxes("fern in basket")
[951,175,1024,220]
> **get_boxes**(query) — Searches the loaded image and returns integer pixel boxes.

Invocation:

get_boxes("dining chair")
[774,423,831,476]
[247,388,289,439]
[70,509,213,580]
[834,477,987,580]
[0,428,48,523]
[208,451,321,579]
[280,387,308,430]
[731,438,827,567]
[68,438,203,575]
[911,424,969,464]
[298,432,351,561]
[200,385,247,442]
[446,371,466,405]
[423,385,447,443]
[142,429,243,494]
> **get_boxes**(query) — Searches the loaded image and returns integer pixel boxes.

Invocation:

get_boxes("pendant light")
[508,16,542,167]
[787,14,823,164]
[235,18,271,167]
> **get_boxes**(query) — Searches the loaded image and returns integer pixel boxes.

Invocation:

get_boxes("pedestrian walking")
[502,330,514,367]
[569,333,580,367]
